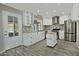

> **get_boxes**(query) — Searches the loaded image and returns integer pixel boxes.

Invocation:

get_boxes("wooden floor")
[0,39,79,56]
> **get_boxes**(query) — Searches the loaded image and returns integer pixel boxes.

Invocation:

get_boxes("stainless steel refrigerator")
[64,20,76,42]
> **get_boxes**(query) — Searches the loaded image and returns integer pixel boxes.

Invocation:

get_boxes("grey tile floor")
[0,39,79,56]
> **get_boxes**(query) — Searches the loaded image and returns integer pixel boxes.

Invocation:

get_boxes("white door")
[2,11,22,50]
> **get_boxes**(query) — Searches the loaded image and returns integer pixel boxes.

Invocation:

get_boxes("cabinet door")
[59,31,64,39]
[28,13,32,25]
[30,33,35,44]
[28,33,33,44]
[23,33,32,46]
[43,18,47,25]
[48,18,52,25]
[40,32,43,40]
[23,34,29,46]
[59,16,65,24]
[23,11,32,26]
[43,18,52,25]
[38,32,44,40]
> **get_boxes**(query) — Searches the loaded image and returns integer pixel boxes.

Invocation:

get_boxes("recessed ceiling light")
[46,12,48,14]
[37,9,40,13]
[53,10,56,12]
[61,12,65,14]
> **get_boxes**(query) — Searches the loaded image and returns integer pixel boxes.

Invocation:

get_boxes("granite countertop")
[47,31,56,34]
[47,32,56,34]
[23,30,44,33]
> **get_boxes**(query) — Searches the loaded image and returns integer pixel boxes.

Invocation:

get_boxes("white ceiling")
[4,3,73,17]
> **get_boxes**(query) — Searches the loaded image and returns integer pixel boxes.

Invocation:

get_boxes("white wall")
[0,11,4,52]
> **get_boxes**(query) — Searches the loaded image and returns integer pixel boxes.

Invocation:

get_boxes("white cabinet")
[43,18,47,25]
[34,15,43,31]
[23,11,34,26]
[59,16,64,24]
[38,32,41,40]
[23,33,31,46]
[23,33,35,46]
[23,31,45,46]
[48,18,52,25]
[23,33,34,46]
[41,31,45,40]
[43,17,52,25]
[59,15,71,24]
[38,32,43,40]
[38,31,45,41]
[59,30,64,39]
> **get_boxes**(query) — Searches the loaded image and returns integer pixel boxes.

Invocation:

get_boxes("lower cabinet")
[38,32,42,40]
[59,30,64,39]
[40,31,44,40]
[23,33,31,46]
[23,31,45,46]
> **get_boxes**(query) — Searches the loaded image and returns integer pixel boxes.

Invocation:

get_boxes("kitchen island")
[46,31,57,47]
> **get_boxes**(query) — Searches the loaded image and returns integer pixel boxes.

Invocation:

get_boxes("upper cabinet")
[34,15,43,31]
[23,11,34,26]
[52,16,59,25]
[43,17,52,25]
[59,15,71,24]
